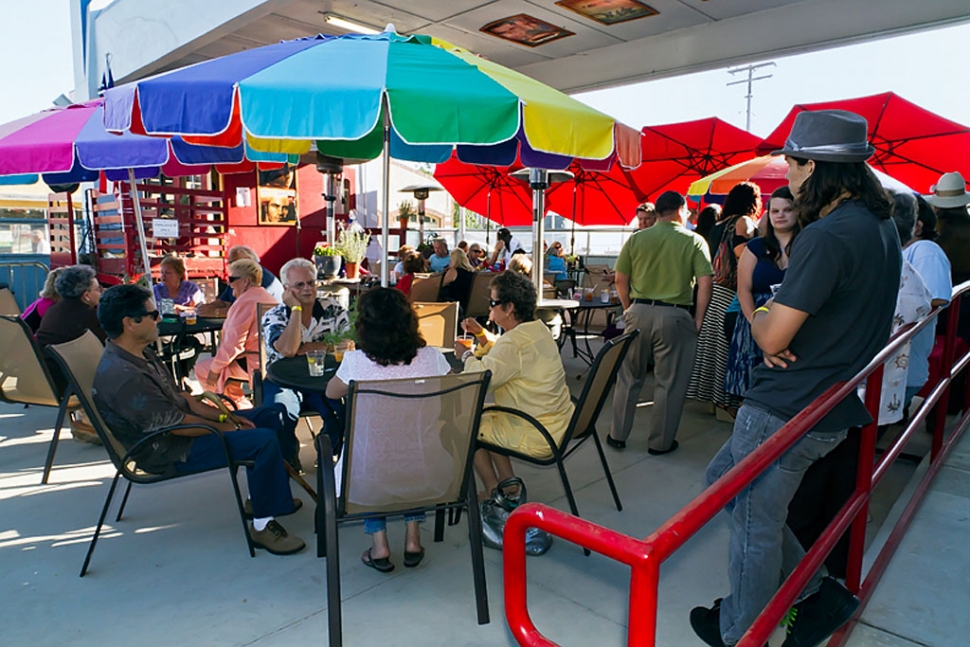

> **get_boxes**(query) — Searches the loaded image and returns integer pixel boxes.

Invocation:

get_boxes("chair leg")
[465,497,490,625]
[434,505,445,543]
[448,506,463,526]
[555,457,591,556]
[324,481,342,647]
[227,464,255,558]
[41,398,71,485]
[115,481,134,522]
[80,472,121,577]
[592,432,623,511]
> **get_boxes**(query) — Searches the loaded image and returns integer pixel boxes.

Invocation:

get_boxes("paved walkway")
[0,346,965,646]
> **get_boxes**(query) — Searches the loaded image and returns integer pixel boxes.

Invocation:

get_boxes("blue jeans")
[262,379,345,459]
[175,404,295,519]
[705,404,847,645]
[364,512,426,534]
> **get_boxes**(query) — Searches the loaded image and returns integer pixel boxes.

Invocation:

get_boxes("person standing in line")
[635,202,657,230]
[690,110,900,647]
[606,191,713,455]
[724,186,799,397]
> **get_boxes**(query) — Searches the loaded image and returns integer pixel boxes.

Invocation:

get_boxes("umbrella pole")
[527,168,547,295]
[570,184,578,256]
[486,187,492,246]
[380,99,391,287]
[127,168,152,285]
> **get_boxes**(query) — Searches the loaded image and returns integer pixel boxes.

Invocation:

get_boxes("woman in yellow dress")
[456,271,574,495]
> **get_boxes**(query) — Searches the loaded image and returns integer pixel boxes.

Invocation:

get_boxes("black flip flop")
[404,548,425,568]
[361,548,394,573]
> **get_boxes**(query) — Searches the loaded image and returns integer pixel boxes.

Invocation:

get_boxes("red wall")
[222,165,328,275]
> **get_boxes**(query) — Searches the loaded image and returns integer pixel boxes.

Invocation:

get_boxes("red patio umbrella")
[757,92,970,192]
[545,157,643,227]
[622,117,762,202]
[433,152,532,228]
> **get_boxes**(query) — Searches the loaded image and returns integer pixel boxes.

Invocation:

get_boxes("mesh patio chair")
[465,271,502,319]
[413,301,459,349]
[477,331,639,530]
[315,370,492,647]
[46,332,255,577]
[407,271,444,303]
[0,315,84,484]
[0,287,21,316]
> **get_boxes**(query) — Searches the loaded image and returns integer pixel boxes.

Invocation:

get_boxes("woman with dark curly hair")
[457,271,574,495]
[326,287,451,573]
[687,181,762,416]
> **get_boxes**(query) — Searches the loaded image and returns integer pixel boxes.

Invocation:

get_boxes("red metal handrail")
[504,280,970,646]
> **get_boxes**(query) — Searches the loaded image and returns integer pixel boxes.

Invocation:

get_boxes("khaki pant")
[610,303,697,451]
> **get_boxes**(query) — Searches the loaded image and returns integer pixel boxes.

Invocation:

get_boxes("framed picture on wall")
[480,14,574,47]
[555,0,658,25]
[257,166,298,226]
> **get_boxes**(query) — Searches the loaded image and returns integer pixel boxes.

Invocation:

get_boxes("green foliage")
[398,200,416,220]
[321,302,356,348]
[335,227,370,263]
[314,245,340,256]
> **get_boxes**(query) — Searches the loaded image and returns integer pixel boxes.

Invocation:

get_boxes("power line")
[727,62,776,132]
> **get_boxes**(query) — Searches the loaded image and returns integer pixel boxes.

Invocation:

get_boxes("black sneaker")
[782,578,859,647]
[690,599,726,647]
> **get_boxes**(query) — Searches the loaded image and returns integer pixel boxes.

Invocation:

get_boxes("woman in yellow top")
[456,271,574,495]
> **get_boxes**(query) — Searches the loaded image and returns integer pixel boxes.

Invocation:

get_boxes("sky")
[0,3,968,145]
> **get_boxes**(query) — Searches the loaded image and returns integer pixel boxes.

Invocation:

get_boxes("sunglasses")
[228,276,243,283]
[133,309,160,322]
[488,298,504,308]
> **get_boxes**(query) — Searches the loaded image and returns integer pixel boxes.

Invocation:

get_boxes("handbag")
[480,476,553,556]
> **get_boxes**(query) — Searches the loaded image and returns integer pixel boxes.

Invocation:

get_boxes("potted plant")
[335,226,369,279]
[564,253,580,270]
[313,244,342,279]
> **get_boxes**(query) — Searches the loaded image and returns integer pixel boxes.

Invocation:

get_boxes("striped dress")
[687,217,744,409]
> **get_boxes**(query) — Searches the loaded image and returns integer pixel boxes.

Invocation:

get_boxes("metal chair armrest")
[481,405,561,453]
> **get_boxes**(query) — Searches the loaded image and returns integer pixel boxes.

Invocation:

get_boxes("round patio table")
[266,355,338,393]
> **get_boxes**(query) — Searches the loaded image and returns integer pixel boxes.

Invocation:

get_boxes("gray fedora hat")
[771,109,876,163]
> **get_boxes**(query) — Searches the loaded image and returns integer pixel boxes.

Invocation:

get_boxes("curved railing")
[504,280,970,646]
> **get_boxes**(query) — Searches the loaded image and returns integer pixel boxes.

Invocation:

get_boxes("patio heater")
[511,168,572,295]
[400,183,442,246]
[315,153,344,246]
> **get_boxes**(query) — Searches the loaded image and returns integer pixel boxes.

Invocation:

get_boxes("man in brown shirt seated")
[92,284,305,556]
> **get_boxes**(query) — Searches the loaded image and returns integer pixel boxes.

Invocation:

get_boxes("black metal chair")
[315,370,492,647]
[47,331,256,577]
[477,331,639,523]
[0,315,84,484]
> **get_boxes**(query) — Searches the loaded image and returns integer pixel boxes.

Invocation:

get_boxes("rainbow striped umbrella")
[104,30,633,165]
[104,28,640,285]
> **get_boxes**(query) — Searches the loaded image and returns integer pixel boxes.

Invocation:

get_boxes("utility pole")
[727,62,776,132]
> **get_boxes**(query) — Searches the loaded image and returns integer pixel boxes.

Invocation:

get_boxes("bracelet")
[461,350,474,362]
[753,306,771,316]
[218,413,227,423]
[291,305,302,312]
[474,331,486,340]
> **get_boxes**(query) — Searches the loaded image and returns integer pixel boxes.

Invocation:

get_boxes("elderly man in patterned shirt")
[261,258,350,469]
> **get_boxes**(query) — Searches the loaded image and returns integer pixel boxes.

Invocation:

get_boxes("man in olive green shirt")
[608,191,713,454]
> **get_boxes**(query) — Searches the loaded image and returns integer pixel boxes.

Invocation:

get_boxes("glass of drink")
[306,350,327,377]
[334,340,351,363]
[181,308,197,325]
[456,334,474,354]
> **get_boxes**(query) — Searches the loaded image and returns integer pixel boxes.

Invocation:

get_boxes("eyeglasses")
[488,298,503,308]
[133,309,160,322]
[228,276,243,283]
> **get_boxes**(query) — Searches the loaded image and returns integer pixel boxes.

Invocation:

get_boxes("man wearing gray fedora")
[691,110,901,647]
